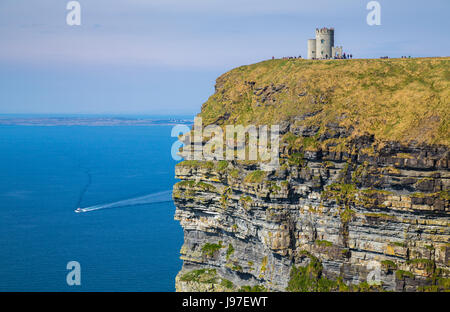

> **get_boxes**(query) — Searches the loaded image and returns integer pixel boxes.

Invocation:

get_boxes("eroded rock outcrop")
[173,58,449,292]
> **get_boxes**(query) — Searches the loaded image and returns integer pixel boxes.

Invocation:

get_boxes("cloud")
[127,0,356,15]
[0,29,301,69]
[2,0,353,68]
[0,0,448,69]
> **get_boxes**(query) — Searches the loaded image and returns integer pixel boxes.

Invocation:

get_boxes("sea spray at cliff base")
[77,190,173,213]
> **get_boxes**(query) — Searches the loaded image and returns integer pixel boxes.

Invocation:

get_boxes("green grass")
[315,240,333,247]
[229,168,240,178]
[395,270,415,280]
[406,258,435,273]
[240,195,253,203]
[180,269,217,283]
[176,160,230,172]
[287,251,385,292]
[201,242,223,257]
[244,170,266,183]
[286,253,330,292]
[226,244,235,260]
[323,183,359,222]
[239,285,267,292]
[199,57,449,146]
[176,160,214,169]
[217,160,229,171]
[175,180,217,192]
[287,152,305,166]
[364,212,396,221]
[381,260,398,270]
[392,241,407,248]
[260,256,268,273]
[411,190,449,201]
[220,279,234,289]
[226,262,243,271]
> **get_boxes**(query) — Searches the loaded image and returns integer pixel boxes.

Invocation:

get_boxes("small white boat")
[75,208,83,213]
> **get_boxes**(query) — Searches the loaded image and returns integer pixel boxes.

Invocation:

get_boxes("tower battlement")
[315,27,334,35]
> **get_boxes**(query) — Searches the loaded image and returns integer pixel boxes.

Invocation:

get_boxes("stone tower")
[307,27,342,60]
[307,39,316,59]
[315,27,334,59]
[332,46,343,58]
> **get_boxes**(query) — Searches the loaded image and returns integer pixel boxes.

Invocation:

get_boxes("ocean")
[0,123,184,291]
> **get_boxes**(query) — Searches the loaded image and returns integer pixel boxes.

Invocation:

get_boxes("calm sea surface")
[0,124,183,291]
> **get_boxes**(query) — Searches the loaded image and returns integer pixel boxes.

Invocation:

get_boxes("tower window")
[321,39,325,43]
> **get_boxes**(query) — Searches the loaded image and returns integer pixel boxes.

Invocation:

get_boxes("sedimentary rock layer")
[173,58,449,292]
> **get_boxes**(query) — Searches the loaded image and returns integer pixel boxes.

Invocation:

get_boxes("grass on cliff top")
[199,57,449,146]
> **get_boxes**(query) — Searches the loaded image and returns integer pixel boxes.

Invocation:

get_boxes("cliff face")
[173,58,450,292]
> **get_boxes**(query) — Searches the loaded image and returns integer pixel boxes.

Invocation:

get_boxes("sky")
[0,0,449,115]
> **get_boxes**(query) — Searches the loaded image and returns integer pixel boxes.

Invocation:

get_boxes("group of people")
[309,53,353,60]
[334,53,352,59]
[273,56,303,60]
[272,54,412,61]
[381,56,412,59]
[271,53,356,61]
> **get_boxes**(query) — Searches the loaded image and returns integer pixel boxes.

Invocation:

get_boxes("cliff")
[173,57,450,292]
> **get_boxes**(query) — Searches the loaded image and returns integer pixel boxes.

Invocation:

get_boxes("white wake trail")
[77,190,173,213]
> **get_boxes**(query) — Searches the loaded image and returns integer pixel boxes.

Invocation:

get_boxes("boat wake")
[75,190,173,213]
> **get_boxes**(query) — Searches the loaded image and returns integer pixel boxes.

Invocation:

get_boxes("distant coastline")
[0,116,193,127]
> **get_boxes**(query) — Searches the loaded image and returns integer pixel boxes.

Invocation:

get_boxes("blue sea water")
[0,124,184,291]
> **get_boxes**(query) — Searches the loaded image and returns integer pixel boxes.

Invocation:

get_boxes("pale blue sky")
[0,0,448,114]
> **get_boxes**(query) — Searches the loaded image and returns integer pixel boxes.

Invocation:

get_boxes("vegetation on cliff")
[174,57,449,293]
[200,57,449,146]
